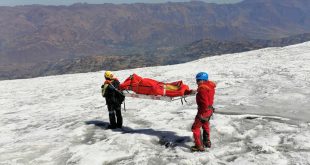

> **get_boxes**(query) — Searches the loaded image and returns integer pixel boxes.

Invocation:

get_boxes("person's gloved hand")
[104,80,112,84]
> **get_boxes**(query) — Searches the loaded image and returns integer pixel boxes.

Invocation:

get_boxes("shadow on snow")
[85,120,191,148]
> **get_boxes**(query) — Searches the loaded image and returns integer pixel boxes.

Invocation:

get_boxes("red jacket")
[196,81,216,112]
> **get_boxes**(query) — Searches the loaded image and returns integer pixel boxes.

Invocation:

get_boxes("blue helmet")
[196,72,208,81]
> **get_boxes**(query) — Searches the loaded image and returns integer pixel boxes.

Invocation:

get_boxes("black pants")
[107,103,122,128]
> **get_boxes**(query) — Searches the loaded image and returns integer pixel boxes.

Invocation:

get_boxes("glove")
[104,80,112,84]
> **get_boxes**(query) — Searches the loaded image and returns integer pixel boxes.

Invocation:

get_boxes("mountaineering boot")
[203,140,211,148]
[191,145,205,152]
[107,124,117,129]
[202,130,211,148]
[116,125,122,129]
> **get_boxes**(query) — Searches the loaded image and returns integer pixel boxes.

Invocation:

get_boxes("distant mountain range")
[169,33,310,63]
[2,33,310,80]
[1,0,310,79]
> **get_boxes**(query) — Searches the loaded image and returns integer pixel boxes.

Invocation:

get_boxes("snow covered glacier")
[0,42,310,164]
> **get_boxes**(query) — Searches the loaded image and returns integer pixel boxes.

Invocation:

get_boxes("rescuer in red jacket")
[191,72,216,152]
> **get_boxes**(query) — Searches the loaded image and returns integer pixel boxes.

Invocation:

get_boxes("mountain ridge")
[2,33,310,80]
[1,0,310,79]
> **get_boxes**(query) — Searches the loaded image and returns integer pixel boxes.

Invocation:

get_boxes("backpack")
[108,82,125,104]
[114,89,125,104]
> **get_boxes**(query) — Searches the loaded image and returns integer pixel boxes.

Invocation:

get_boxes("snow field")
[0,42,310,164]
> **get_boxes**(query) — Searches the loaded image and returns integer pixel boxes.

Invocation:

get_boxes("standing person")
[101,71,124,129]
[191,72,216,152]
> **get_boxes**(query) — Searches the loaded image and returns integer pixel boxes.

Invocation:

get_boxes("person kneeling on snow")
[191,72,216,152]
[101,71,125,129]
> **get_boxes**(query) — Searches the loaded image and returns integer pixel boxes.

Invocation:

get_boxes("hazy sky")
[0,0,243,6]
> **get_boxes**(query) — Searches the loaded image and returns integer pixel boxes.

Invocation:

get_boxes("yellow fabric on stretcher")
[165,84,180,91]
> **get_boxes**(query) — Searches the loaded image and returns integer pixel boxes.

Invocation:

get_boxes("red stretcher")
[119,74,196,103]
